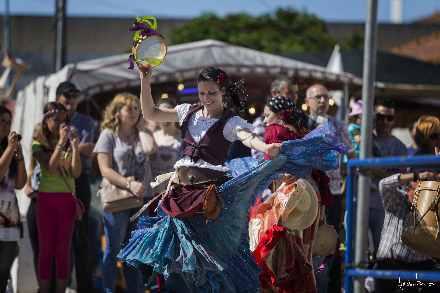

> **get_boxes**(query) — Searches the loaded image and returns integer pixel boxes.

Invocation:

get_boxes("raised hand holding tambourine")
[128,16,167,70]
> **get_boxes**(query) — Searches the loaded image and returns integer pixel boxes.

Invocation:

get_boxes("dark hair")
[0,105,17,179]
[36,102,68,150]
[55,81,80,99]
[375,98,395,109]
[197,67,248,114]
[267,96,309,134]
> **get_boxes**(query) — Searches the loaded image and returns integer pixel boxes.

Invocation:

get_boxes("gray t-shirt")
[93,129,152,198]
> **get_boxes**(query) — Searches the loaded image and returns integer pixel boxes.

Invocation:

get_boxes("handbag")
[97,178,144,213]
[312,222,338,257]
[401,180,440,258]
[59,169,85,221]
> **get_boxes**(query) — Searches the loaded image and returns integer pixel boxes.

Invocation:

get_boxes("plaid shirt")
[376,174,431,262]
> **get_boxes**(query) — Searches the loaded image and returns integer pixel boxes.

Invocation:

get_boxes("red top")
[263,123,333,206]
[263,124,302,160]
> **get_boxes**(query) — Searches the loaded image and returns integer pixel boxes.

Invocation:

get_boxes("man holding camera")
[55,81,98,292]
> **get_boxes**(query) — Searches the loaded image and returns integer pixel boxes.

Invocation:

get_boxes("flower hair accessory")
[217,71,226,85]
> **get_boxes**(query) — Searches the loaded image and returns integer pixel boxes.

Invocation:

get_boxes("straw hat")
[279,179,319,231]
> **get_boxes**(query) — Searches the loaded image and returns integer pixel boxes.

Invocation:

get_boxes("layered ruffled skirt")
[118,122,347,292]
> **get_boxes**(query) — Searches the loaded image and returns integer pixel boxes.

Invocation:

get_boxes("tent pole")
[54,0,67,72]
[354,0,378,292]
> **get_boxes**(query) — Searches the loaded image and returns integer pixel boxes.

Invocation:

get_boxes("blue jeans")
[369,207,385,254]
[313,255,329,293]
[102,210,143,293]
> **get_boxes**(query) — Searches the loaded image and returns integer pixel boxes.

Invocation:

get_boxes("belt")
[174,166,228,186]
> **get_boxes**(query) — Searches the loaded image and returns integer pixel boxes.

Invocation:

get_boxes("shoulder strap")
[181,104,203,139]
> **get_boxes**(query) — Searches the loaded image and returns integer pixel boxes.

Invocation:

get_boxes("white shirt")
[150,129,181,177]
[174,103,253,172]
[312,114,350,195]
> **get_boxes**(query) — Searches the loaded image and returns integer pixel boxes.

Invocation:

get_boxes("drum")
[402,180,440,258]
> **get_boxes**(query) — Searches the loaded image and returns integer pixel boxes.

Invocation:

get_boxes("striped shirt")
[376,174,431,262]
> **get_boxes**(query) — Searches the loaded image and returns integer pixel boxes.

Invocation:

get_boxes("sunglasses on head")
[376,114,394,122]
[44,109,66,120]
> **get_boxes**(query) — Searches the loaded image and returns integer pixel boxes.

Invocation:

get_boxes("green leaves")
[169,8,336,54]
[135,16,158,30]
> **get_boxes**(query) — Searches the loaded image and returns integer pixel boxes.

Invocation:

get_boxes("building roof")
[414,11,440,24]
[62,39,359,97]
[289,49,440,106]
[391,32,440,64]
[289,49,440,86]
[13,39,358,162]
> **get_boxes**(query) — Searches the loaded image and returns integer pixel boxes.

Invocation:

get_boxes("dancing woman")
[250,96,322,293]
[119,66,346,292]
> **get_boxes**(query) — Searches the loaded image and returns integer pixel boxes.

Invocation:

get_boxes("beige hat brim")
[280,179,319,231]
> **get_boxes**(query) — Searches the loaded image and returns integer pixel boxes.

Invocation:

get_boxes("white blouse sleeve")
[175,103,192,126]
[223,116,254,142]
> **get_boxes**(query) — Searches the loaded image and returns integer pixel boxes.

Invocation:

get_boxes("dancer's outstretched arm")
[138,67,178,123]
[237,128,281,159]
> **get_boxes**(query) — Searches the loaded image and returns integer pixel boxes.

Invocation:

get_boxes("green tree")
[341,32,364,50]
[169,8,336,54]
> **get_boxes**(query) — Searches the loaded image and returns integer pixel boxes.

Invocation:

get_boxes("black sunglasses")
[376,114,394,122]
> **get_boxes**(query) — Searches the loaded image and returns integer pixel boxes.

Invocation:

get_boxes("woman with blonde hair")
[413,115,440,156]
[93,92,155,293]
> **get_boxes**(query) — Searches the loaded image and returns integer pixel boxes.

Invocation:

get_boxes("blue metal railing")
[344,155,440,293]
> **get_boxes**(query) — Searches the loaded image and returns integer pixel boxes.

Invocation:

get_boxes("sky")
[2,0,440,22]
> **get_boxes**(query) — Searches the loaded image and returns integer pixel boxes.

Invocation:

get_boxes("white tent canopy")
[13,39,358,168]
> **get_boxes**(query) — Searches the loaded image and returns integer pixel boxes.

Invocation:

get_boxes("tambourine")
[129,16,167,69]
